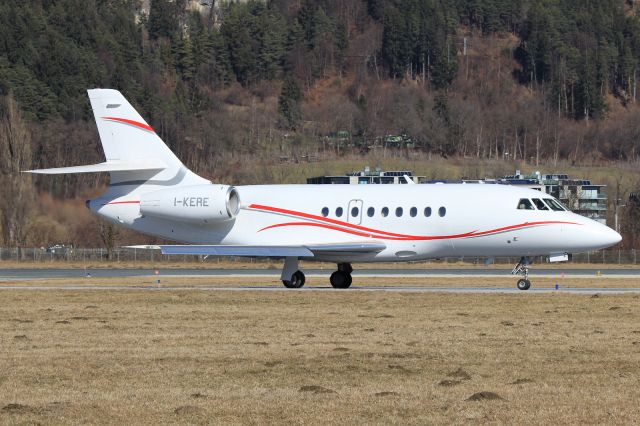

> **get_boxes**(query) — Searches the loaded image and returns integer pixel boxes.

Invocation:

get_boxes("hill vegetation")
[1,0,640,248]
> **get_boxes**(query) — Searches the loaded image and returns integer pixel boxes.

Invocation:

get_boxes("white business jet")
[28,89,621,290]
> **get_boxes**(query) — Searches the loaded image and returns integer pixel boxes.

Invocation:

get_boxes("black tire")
[516,279,531,291]
[330,271,352,289]
[283,270,305,288]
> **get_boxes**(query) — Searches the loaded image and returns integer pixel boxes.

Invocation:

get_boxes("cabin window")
[351,206,359,217]
[517,199,535,210]
[381,207,389,217]
[532,198,548,210]
[396,207,403,217]
[410,207,417,217]
[336,207,343,217]
[424,207,432,217]
[367,207,375,217]
[321,207,329,217]
[438,206,446,217]
[544,199,565,211]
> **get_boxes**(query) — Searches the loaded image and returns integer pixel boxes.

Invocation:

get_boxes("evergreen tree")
[148,0,179,40]
[278,77,302,130]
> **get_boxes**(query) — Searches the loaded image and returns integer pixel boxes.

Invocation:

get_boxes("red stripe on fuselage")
[249,203,581,241]
[102,117,155,133]
[258,221,480,240]
[249,204,422,238]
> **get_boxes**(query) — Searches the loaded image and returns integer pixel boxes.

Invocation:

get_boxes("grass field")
[1,276,640,424]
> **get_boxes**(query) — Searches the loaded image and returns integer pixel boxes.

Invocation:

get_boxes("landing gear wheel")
[330,270,352,289]
[512,257,532,291]
[517,279,531,291]
[283,270,305,288]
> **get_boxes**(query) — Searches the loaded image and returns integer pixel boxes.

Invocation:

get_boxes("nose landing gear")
[512,257,531,290]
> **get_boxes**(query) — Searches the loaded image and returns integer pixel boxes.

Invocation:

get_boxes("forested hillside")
[2,0,640,248]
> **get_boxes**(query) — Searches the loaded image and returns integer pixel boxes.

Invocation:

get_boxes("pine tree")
[148,0,178,40]
[278,77,302,130]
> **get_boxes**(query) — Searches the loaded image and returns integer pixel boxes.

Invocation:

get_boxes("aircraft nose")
[606,227,622,246]
[591,223,622,249]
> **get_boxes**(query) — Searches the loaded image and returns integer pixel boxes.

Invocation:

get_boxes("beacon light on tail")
[26,89,622,290]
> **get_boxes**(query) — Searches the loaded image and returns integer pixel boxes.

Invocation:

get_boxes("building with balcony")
[307,167,425,184]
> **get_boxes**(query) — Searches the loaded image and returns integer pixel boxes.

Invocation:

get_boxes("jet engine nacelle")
[140,184,240,224]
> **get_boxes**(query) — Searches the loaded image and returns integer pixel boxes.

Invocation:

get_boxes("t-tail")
[28,89,207,188]
[26,89,239,227]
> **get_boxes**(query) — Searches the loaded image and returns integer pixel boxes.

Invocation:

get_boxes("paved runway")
[1,267,638,294]
[0,267,639,280]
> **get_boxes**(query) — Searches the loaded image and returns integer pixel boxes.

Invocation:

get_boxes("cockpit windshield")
[517,197,568,211]
[517,199,535,210]
[531,198,549,210]
[543,198,565,211]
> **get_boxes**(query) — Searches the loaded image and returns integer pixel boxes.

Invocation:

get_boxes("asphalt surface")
[0,267,638,294]
[0,267,639,280]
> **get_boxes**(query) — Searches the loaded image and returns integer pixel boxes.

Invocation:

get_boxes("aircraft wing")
[155,242,386,258]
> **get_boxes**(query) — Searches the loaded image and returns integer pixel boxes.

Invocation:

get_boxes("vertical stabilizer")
[87,89,208,188]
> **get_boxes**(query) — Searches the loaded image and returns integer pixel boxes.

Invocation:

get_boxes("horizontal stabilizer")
[25,160,167,174]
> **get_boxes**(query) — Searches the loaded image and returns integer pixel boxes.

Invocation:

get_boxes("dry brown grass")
[1,285,639,424]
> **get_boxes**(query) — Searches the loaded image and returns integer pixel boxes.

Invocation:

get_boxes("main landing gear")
[283,270,305,288]
[511,257,531,291]
[280,258,353,289]
[329,263,353,289]
[281,257,305,288]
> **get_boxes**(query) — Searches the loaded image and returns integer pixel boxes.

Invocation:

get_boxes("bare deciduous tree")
[0,95,34,248]
[99,221,119,261]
